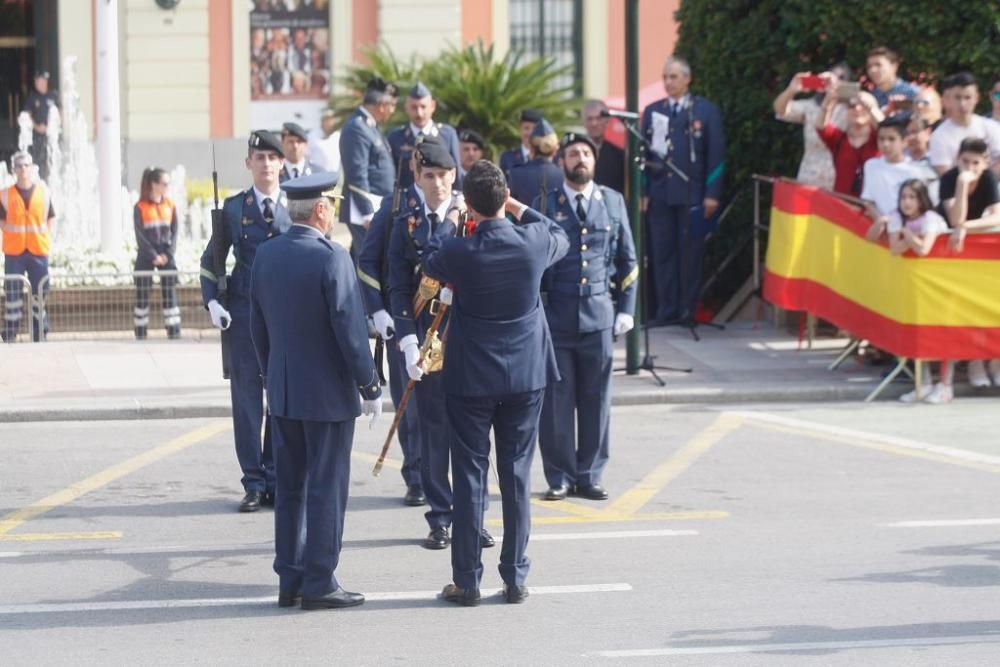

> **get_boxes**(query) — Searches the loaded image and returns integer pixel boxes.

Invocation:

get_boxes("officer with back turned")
[200,130,291,512]
[499,109,542,175]
[507,118,564,210]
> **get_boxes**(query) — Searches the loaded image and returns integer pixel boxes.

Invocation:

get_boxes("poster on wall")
[249,0,331,131]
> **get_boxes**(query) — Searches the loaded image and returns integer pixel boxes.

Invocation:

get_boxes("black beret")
[248,130,284,157]
[458,129,485,149]
[520,108,543,124]
[281,122,308,141]
[366,77,399,97]
[561,131,597,154]
[34,70,50,80]
[414,136,456,170]
[409,81,432,98]
[281,171,340,200]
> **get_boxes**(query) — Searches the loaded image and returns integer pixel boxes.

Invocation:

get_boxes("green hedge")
[673,0,1000,307]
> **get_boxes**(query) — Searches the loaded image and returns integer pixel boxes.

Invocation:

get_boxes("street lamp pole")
[96,0,123,253]
[624,0,640,373]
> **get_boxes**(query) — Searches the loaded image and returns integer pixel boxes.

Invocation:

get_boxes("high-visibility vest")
[136,198,174,231]
[1,183,52,256]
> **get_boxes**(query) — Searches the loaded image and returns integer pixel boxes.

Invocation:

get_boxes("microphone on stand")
[599,109,641,121]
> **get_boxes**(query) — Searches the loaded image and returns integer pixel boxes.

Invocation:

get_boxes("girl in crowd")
[133,167,181,340]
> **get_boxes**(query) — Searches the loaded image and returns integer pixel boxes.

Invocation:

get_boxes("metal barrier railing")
[36,270,214,341]
[2,274,35,343]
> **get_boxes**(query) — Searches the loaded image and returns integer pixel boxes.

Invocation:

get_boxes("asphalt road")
[2,401,1000,665]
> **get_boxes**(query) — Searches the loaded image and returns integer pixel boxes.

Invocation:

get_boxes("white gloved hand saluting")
[372,309,395,340]
[439,286,453,306]
[362,397,382,429]
[208,299,232,330]
[399,334,424,382]
[613,313,634,336]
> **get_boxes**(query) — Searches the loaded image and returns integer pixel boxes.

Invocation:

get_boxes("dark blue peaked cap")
[281,172,340,200]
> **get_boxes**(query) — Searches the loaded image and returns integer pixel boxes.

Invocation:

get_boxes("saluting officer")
[357,176,426,507]
[339,77,398,263]
[387,137,494,551]
[420,161,570,606]
[535,133,637,502]
[499,108,542,175]
[278,122,324,182]
[507,118,564,210]
[640,56,725,322]
[250,172,382,611]
[388,82,463,189]
[200,130,291,513]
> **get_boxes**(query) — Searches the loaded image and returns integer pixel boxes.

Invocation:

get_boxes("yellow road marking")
[0,531,123,542]
[530,497,606,519]
[0,420,230,537]
[490,511,729,526]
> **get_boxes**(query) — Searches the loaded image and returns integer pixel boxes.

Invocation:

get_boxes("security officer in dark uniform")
[458,128,486,172]
[357,180,425,507]
[507,118,564,211]
[388,82,463,189]
[250,171,382,611]
[387,137,494,551]
[535,133,638,502]
[22,71,58,180]
[200,130,291,513]
[499,108,542,175]
[339,78,398,264]
[278,122,324,182]
[640,56,725,322]
[420,160,570,606]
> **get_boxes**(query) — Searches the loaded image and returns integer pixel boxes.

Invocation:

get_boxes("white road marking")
[596,634,1000,657]
[0,583,632,615]
[732,410,1000,467]
[530,529,697,541]
[883,518,1000,528]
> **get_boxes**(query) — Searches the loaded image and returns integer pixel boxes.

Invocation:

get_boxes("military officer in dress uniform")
[357,180,426,507]
[499,108,542,175]
[339,77,399,264]
[22,71,58,180]
[250,171,382,611]
[535,133,638,502]
[387,137,495,551]
[640,56,725,322]
[420,160,569,606]
[200,130,291,513]
[458,129,486,172]
[388,82,463,190]
[507,118,564,211]
[279,122,324,182]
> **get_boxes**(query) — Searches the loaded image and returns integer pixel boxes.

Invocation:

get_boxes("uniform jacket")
[421,209,570,397]
[499,146,528,175]
[338,106,395,223]
[250,225,380,422]
[278,161,324,183]
[199,187,291,304]
[533,185,637,342]
[357,183,419,316]
[640,95,725,205]
[134,199,178,261]
[388,122,463,189]
[507,158,564,212]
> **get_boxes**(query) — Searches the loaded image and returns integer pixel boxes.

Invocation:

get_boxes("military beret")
[366,77,399,97]
[414,136,456,170]
[281,121,308,142]
[281,171,339,200]
[409,81,432,99]
[248,130,284,157]
[530,118,556,139]
[561,131,597,154]
[520,108,543,124]
[458,129,485,149]
[34,70,50,80]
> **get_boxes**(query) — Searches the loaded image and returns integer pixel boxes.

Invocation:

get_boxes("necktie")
[575,194,586,221]
[262,198,274,225]
[428,212,439,231]
[292,167,299,178]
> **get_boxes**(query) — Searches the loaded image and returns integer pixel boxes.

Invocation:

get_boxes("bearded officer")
[535,132,637,502]
[250,171,382,611]
[200,130,291,512]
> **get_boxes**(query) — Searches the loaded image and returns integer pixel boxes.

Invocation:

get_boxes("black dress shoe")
[238,491,263,512]
[542,484,570,501]
[480,528,495,548]
[301,587,365,610]
[423,527,450,550]
[502,584,529,604]
[440,583,480,607]
[403,485,427,506]
[261,491,275,508]
[277,591,301,608]
[574,484,609,501]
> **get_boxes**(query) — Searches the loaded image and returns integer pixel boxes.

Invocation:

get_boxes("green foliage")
[674,0,1000,307]
[329,41,579,159]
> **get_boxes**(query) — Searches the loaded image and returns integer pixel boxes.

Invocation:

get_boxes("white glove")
[208,299,232,330]
[372,309,394,340]
[400,334,424,382]
[362,397,382,429]
[439,286,453,306]
[613,313,634,336]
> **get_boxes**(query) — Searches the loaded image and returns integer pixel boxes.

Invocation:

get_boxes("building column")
[581,0,608,99]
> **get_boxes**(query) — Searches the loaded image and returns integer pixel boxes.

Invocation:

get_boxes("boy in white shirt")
[863,117,925,239]
[928,72,1000,177]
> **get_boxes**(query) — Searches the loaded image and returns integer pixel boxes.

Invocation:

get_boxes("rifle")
[210,144,231,380]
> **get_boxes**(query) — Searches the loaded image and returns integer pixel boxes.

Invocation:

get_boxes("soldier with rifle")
[200,130,291,513]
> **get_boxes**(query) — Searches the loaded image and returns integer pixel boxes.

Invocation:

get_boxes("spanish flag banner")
[764,180,1000,360]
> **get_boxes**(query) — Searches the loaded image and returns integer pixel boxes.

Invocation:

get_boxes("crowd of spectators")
[773,47,1000,404]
